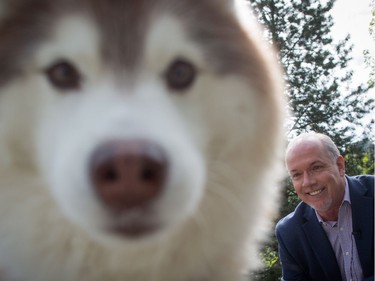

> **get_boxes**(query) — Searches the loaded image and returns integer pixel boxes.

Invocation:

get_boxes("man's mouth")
[307,188,324,196]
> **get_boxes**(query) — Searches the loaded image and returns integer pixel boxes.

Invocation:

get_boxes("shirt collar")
[343,177,351,204]
[315,177,350,223]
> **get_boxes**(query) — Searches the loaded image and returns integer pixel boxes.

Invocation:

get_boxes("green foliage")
[364,49,375,88]
[344,141,375,175]
[252,241,282,281]
[247,0,375,280]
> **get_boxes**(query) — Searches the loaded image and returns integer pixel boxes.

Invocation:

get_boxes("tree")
[364,0,375,87]
[246,0,374,280]
[345,140,374,175]
[249,0,374,147]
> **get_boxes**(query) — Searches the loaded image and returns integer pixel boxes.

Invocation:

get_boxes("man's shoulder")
[276,201,310,233]
[347,175,374,196]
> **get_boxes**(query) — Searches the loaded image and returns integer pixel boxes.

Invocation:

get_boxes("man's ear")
[336,155,346,177]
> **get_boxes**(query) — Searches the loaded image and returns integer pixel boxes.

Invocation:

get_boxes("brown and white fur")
[0,0,285,280]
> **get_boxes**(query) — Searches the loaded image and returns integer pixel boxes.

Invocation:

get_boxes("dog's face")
[0,0,284,244]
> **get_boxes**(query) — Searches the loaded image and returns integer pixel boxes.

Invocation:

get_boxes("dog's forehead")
[0,0,156,71]
[0,0,274,95]
[0,0,226,74]
[76,0,237,72]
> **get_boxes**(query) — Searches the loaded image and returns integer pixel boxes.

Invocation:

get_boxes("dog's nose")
[89,140,168,213]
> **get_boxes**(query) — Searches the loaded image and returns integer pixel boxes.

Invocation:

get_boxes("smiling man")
[276,132,374,281]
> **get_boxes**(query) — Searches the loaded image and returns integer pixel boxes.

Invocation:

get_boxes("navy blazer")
[276,175,374,281]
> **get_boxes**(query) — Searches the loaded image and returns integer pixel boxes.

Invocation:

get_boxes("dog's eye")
[45,60,81,91]
[165,59,196,91]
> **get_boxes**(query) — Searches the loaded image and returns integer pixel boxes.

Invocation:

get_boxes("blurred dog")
[0,0,285,280]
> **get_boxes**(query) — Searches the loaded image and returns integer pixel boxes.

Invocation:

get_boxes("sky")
[331,0,374,92]
[331,0,374,134]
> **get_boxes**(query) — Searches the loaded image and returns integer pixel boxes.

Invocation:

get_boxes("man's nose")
[302,171,315,187]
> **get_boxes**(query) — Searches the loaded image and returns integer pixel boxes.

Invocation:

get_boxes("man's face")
[286,139,345,219]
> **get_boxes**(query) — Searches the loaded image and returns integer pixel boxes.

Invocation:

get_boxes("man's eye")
[291,173,301,180]
[312,165,323,171]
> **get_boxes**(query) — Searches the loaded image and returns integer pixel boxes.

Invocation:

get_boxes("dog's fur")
[0,0,285,280]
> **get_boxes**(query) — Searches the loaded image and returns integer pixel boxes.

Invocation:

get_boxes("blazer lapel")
[302,207,342,281]
[348,176,374,277]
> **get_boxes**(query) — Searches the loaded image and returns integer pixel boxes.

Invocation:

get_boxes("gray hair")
[286,132,340,162]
